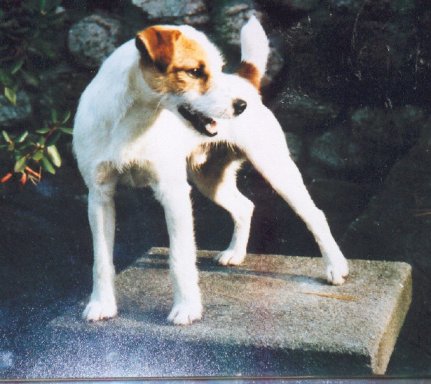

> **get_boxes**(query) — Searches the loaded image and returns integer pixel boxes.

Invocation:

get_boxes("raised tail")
[237,15,270,90]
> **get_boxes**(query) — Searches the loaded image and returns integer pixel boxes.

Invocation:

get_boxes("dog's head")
[135,25,246,134]
[135,25,222,96]
[135,18,267,136]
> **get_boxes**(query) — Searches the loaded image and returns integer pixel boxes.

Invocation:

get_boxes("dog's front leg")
[152,173,202,325]
[83,181,118,321]
[236,109,349,285]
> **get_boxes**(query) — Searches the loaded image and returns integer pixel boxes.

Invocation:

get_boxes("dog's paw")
[83,299,118,322]
[214,249,246,266]
[326,258,349,286]
[167,301,203,325]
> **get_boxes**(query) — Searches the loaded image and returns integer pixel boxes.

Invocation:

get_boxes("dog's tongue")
[178,104,218,137]
[204,120,218,136]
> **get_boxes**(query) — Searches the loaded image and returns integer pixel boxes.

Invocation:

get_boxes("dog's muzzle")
[178,104,218,137]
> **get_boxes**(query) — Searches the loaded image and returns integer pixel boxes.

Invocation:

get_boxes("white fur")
[74,19,348,325]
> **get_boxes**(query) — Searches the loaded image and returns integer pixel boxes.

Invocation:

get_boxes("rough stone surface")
[271,89,340,134]
[132,0,208,25]
[341,133,431,358]
[68,14,122,69]
[351,106,424,151]
[265,0,320,12]
[307,179,373,238]
[25,247,412,378]
[0,351,13,371]
[309,128,365,173]
[0,91,32,128]
[285,131,303,163]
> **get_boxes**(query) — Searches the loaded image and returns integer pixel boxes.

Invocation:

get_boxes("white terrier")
[73,16,348,325]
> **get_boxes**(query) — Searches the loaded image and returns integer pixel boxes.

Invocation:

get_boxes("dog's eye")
[186,67,204,79]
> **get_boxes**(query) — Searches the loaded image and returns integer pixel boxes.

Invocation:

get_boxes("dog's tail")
[238,15,270,90]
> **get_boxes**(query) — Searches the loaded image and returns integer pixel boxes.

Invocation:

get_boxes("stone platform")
[30,248,411,378]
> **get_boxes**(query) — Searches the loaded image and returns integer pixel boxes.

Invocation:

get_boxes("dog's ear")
[237,61,261,90]
[136,27,181,73]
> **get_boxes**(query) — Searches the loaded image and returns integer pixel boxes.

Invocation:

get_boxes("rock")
[281,16,348,99]
[0,91,32,128]
[277,1,422,105]
[285,132,302,163]
[330,0,414,19]
[0,351,14,370]
[328,0,362,13]
[341,133,431,356]
[68,14,122,69]
[308,105,426,180]
[309,128,366,174]
[34,248,412,376]
[308,178,374,238]
[264,0,320,12]
[271,89,340,134]
[131,0,209,25]
[351,106,424,152]
[342,130,431,266]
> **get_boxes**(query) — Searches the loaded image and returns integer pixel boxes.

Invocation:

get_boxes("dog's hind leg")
[190,148,254,266]
[235,108,349,285]
[152,163,202,325]
[83,168,119,321]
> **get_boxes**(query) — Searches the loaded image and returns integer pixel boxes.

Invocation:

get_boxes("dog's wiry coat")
[73,17,348,325]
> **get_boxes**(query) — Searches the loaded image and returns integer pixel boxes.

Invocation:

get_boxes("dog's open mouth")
[178,104,217,137]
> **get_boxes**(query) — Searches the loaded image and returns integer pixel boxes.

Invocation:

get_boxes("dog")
[73,17,349,325]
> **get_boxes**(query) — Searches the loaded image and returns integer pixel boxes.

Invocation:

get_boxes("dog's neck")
[129,57,163,112]
[131,66,163,110]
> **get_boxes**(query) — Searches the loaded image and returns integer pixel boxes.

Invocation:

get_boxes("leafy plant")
[1,110,72,185]
[0,0,71,186]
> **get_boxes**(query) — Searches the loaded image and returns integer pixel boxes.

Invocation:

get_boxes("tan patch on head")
[136,26,211,95]
[237,61,261,90]
[136,27,180,72]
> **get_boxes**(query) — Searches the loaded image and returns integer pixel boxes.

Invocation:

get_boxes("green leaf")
[4,87,16,105]
[50,109,57,122]
[59,127,73,135]
[2,130,12,144]
[11,59,25,75]
[39,0,47,12]
[47,145,61,167]
[36,127,51,134]
[21,70,39,87]
[46,131,61,146]
[38,135,46,146]
[17,131,29,143]
[14,156,27,173]
[0,69,13,86]
[41,156,55,174]
[61,111,71,124]
[32,150,44,161]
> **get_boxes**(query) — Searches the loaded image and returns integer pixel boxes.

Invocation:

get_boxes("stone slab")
[31,248,411,378]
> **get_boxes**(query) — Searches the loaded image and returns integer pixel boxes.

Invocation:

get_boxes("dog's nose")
[233,99,247,116]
